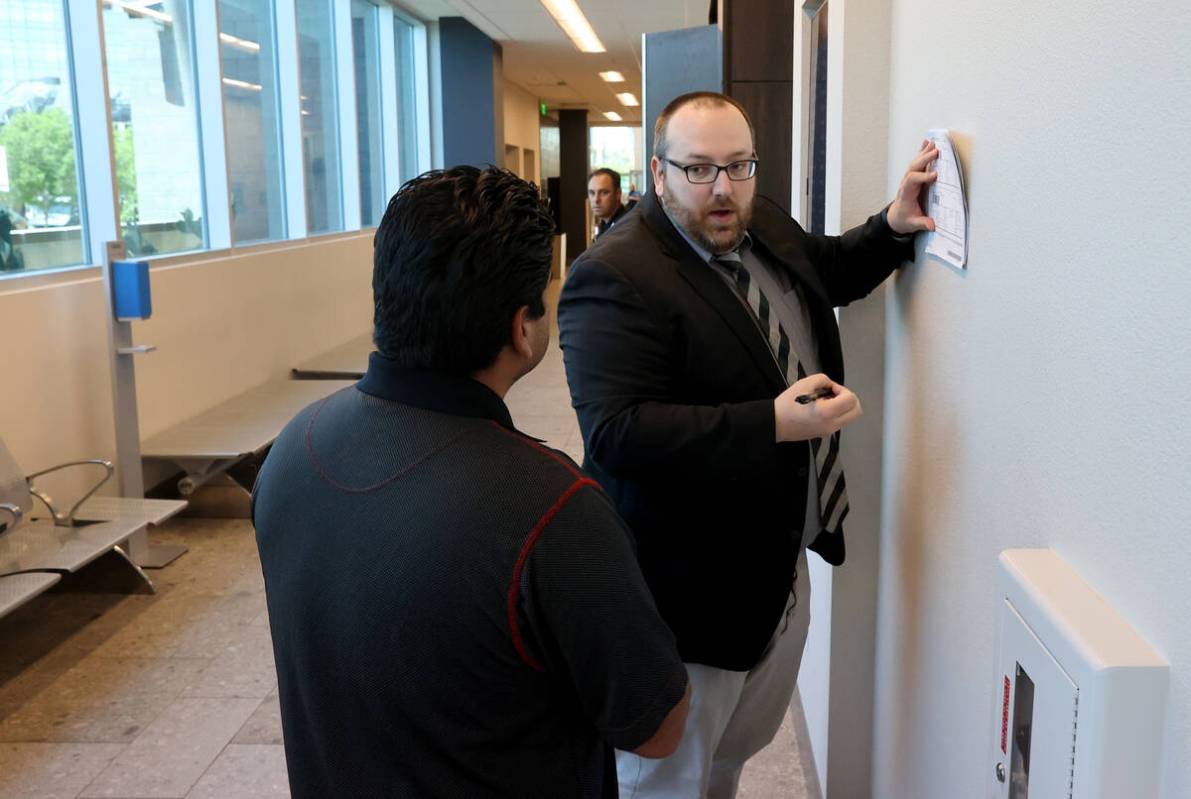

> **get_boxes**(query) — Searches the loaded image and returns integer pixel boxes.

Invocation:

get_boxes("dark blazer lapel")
[640,193,786,391]
[748,197,845,380]
[748,198,829,307]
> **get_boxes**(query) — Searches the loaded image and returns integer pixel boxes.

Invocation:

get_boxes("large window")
[352,0,384,226]
[102,0,207,258]
[0,0,431,280]
[220,0,286,244]
[589,126,643,193]
[0,0,85,274]
[393,13,419,186]
[296,0,342,234]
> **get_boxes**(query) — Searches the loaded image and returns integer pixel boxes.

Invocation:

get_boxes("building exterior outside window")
[220,0,286,244]
[103,0,207,258]
[0,0,86,273]
[297,0,343,235]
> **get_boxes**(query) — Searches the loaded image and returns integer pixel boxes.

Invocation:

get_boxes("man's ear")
[650,155,665,197]
[510,305,533,360]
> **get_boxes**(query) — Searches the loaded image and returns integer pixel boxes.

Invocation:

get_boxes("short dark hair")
[372,166,555,376]
[587,167,622,191]
[652,92,755,159]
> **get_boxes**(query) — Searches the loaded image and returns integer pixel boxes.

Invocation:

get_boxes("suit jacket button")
[798,466,809,478]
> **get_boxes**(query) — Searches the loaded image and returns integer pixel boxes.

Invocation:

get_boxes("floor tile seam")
[228,694,275,744]
[184,739,242,799]
[5,685,216,716]
[0,695,177,744]
[181,691,275,701]
[85,647,225,660]
[62,740,134,799]
[0,741,128,799]
[78,700,259,799]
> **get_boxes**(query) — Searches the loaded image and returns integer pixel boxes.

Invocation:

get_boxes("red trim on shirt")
[508,477,598,671]
[490,421,584,480]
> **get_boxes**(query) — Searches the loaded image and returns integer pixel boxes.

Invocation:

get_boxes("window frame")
[0,0,435,286]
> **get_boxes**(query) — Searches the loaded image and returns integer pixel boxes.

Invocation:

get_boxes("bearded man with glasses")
[558,91,939,798]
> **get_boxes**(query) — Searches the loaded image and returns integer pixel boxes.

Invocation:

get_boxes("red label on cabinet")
[1001,675,1011,754]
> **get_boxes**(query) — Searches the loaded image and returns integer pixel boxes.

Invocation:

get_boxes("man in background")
[625,183,642,211]
[588,166,628,238]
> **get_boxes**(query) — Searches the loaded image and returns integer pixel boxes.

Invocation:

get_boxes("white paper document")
[924,128,968,269]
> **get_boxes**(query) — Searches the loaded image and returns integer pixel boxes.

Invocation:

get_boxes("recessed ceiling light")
[539,0,605,53]
[604,111,622,121]
[615,92,639,107]
[599,71,625,83]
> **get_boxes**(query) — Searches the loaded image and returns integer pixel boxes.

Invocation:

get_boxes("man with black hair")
[253,166,689,798]
[588,167,628,238]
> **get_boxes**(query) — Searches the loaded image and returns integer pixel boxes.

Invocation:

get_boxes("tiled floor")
[0,280,819,798]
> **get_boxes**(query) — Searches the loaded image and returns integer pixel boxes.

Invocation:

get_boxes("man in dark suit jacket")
[589,167,629,238]
[558,92,938,798]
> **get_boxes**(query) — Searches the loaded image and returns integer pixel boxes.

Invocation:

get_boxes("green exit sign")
[540,102,548,116]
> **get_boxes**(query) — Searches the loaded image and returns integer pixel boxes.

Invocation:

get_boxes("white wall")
[874,1,1191,797]
[0,234,373,500]
[793,1,894,793]
[502,80,541,185]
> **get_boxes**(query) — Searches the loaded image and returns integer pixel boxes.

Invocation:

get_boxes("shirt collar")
[665,210,753,265]
[357,351,516,431]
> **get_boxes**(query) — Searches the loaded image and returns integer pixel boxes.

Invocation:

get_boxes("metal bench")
[0,573,61,618]
[0,439,187,618]
[290,333,373,380]
[141,378,356,495]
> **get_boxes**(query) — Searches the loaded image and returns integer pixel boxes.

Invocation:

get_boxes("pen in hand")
[794,387,836,405]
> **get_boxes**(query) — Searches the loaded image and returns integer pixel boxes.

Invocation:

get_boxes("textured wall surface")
[0,234,374,501]
[874,1,1191,796]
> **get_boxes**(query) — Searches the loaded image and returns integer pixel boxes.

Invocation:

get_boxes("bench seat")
[0,518,144,576]
[0,572,61,619]
[72,496,188,526]
[141,379,356,494]
[290,334,372,380]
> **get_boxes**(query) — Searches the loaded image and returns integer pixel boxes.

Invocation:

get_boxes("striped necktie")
[714,251,850,542]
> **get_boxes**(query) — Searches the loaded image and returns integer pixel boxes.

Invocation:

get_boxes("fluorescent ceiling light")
[616,92,639,107]
[222,77,263,92]
[599,71,625,83]
[604,111,622,121]
[539,0,605,53]
[220,32,261,53]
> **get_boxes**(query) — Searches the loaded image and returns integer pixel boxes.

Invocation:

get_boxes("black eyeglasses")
[663,158,758,184]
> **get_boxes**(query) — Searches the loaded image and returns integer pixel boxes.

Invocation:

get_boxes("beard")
[660,184,752,255]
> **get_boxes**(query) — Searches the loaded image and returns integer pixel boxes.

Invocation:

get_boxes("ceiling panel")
[402,0,711,125]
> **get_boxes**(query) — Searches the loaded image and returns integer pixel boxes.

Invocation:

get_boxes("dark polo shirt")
[253,354,686,798]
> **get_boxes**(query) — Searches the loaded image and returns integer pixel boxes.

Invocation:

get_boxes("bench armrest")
[0,502,21,535]
[27,460,115,527]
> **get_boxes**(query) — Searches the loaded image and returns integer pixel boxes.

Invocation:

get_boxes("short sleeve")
[522,483,688,752]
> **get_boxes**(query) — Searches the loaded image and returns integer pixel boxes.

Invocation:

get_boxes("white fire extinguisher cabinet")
[989,549,1169,798]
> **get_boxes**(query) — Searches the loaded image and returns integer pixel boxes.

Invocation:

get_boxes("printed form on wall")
[924,128,968,269]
